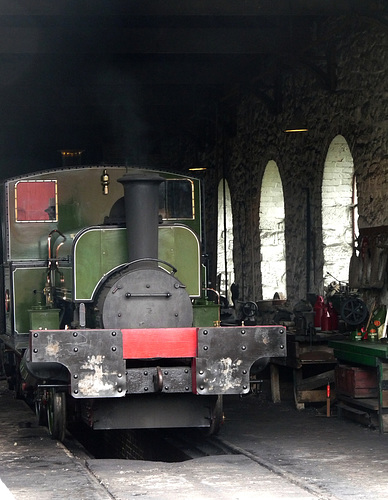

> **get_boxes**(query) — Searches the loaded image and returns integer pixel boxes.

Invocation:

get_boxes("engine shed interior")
[1,0,388,453]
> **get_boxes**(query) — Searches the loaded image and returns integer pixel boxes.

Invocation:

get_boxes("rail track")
[2,378,388,500]
[62,425,340,500]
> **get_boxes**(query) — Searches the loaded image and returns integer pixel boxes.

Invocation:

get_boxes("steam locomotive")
[0,166,286,441]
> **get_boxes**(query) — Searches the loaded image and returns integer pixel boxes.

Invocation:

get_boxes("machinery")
[0,166,286,441]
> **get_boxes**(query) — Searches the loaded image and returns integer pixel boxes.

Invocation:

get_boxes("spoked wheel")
[46,390,67,442]
[340,297,368,326]
[242,301,258,318]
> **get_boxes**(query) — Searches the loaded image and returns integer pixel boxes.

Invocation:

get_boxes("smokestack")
[118,170,164,265]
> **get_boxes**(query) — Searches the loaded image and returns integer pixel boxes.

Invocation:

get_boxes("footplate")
[28,325,286,398]
[195,325,286,395]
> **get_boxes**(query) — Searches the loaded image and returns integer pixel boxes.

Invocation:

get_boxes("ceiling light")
[284,127,308,133]
[283,108,308,133]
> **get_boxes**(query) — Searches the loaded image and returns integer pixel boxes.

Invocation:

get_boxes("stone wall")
[199,14,388,307]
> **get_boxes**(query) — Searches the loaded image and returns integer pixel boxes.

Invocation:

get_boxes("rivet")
[241,330,246,335]
[185,386,189,391]
[241,345,246,350]
[203,345,208,351]
[112,346,117,351]
[164,386,169,391]
[144,371,148,376]
[243,385,247,390]
[73,331,78,337]
[184,369,189,373]
[144,387,148,391]
[74,389,78,394]
[74,374,78,379]
[280,344,285,349]
[199,370,204,375]
[199,385,204,390]
[203,330,208,335]
[33,332,39,338]
[279,329,285,334]
[117,373,122,378]
[118,387,122,392]
[33,348,38,353]
[111,331,117,336]
[164,370,168,375]
[74,347,78,352]
[242,370,247,375]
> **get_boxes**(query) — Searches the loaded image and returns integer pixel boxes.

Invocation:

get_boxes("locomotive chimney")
[118,170,164,265]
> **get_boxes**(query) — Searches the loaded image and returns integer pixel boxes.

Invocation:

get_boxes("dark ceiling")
[0,0,386,174]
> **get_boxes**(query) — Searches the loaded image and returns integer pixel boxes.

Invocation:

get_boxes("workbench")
[328,339,388,433]
[270,333,340,410]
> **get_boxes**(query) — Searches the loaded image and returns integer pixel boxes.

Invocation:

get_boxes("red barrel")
[314,296,324,330]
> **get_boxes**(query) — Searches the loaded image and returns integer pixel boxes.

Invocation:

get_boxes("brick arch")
[259,160,287,299]
[322,135,355,287]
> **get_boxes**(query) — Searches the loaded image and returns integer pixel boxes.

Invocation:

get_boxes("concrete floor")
[221,392,388,499]
[1,379,388,499]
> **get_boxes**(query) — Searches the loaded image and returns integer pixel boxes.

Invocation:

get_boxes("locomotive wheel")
[202,396,224,437]
[35,399,48,426]
[340,297,368,326]
[47,390,66,442]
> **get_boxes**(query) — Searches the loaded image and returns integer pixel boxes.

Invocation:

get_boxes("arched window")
[259,161,287,299]
[322,135,355,288]
[217,179,234,302]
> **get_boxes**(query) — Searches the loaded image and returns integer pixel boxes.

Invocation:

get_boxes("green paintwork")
[329,340,388,367]
[72,225,200,300]
[192,301,220,327]
[158,225,200,296]
[6,168,129,261]
[29,307,60,330]
[73,228,128,300]
[13,268,48,334]
[4,166,201,261]
[2,166,203,337]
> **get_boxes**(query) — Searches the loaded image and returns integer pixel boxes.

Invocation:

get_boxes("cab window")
[159,179,194,220]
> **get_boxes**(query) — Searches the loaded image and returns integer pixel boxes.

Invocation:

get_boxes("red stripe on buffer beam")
[122,328,198,359]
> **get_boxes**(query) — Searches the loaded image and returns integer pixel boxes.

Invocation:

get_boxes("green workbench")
[329,339,388,433]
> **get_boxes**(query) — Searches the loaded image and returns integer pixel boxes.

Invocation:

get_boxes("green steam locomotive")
[0,165,286,441]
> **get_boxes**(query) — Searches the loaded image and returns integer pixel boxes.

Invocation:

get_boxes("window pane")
[15,180,57,222]
[159,179,194,219]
